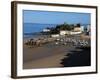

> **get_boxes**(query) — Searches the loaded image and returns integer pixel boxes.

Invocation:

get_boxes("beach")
[23,40,76,69]
[23,34,90,69]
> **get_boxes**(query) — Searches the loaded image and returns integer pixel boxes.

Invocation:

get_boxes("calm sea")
[23,23,57,38]
[23,23,57,33]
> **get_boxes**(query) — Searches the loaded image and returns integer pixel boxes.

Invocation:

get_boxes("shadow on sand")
[60,46,91,67]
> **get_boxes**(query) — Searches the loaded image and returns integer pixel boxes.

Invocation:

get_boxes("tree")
[76,23,81,27]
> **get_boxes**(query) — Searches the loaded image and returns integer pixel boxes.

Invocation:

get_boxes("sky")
[23,10,91,25]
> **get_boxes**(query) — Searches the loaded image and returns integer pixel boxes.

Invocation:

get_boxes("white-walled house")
[60,29,82,35]
[51,34,60,37]
[80,25,91,32]
[43,28,50,32]
[60,30,73,35]
[85,25,91,35]
[81,26,85,32]
[70,31,82,35]
[87,25,90,32]
[60,30,67,35]
[74,27,82,32]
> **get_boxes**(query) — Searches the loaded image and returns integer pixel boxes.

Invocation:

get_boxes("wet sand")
[23,42,76,69]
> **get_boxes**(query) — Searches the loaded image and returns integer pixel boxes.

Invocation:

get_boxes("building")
[80,24,90,32]
[87,24,90,32]
[43,28,50,32]
[74,27,82,32]
[60,30,67,35]
[80,26,85,32]
[70,31,82,35]
[86,24,91,35]
[51,34,60,37]
[60,30,82,35]
[59,26,82,36]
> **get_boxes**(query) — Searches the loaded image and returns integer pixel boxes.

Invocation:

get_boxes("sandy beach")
[23,34,90,69]
[23,41,76,69]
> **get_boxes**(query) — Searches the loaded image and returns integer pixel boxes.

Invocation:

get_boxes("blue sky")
[23,10,90,24]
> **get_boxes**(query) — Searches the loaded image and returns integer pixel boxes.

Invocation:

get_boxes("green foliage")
[76,23,80,27]
[55,22,74,31]
[46,22,81,34]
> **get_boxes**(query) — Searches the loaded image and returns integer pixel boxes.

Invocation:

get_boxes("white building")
[74,27,82,32]
[60,29,82,35]
[51,34,60,37]
[81,26,85,32]
[80,25,90,32]
[87,24,90,32]
[70,31,82,35]
[43,28,50,32]
[60,30,67,35]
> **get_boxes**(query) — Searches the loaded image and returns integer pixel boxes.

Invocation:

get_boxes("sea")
[23,23,57,38]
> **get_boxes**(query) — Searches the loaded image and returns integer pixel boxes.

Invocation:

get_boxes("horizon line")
[23,22,90,25]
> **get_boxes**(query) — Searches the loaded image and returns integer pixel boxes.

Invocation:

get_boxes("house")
[80,26,85,32]
[87,25,90,32]
[81,25,91,32]
[70,31,82,35]
[74,26,82,32]
[85,25,91,35]
[60,29,82,35]
[51,34,60,37]
[60,30,67,35]
[43,28,50,32]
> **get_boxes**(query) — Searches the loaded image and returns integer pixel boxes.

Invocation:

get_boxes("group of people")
[54,37,89,46]
[25,37,55,47]
[25,36,89,48]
